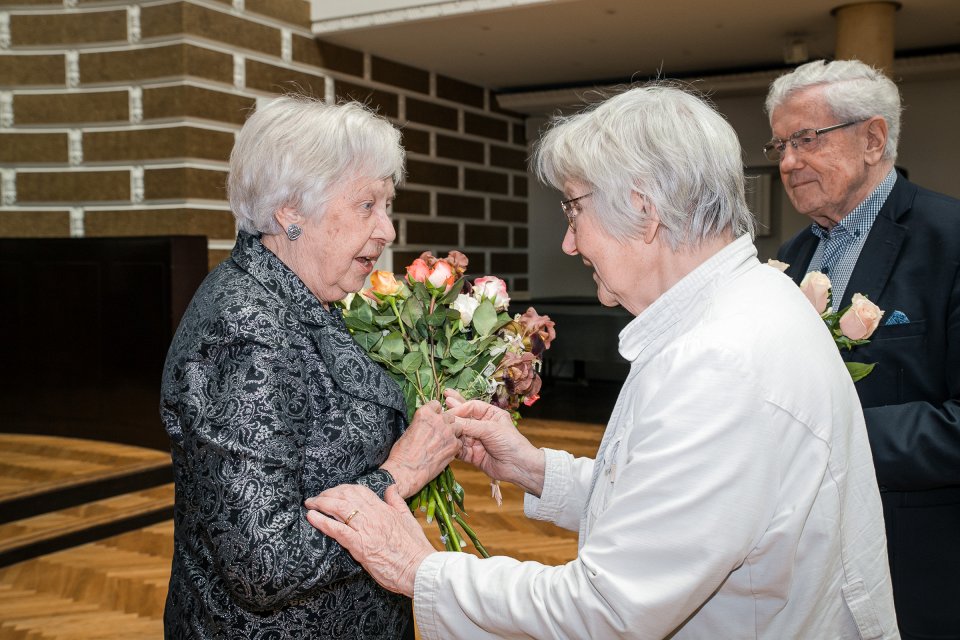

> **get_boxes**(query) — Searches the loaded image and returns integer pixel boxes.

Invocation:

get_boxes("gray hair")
[764,59,902,161]
[533,83,755,250]
[228,95,405,235]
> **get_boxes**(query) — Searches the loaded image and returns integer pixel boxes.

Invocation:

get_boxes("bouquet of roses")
[339,250,555,556]
[768,260,883,381]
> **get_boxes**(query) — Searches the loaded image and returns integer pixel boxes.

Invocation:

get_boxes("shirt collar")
[618,234,758,363]
[810,167,898,241]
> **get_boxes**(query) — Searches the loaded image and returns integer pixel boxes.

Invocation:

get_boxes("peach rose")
[370,270,402,296]
[839,294,884,340]
[766,259,790,272]
[800,271,832,315]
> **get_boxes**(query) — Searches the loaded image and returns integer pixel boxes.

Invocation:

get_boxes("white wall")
[526,73,960,299]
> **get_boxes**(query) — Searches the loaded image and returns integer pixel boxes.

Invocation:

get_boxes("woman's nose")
[561,226,578,256]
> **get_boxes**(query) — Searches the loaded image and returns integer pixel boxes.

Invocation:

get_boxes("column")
[832,2,900,74]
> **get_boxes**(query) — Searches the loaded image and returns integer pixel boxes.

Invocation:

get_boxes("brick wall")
[0,0,530,292]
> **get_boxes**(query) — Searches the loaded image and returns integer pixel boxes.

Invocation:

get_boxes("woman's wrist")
[379,460,415,499]
[511,447,546,498]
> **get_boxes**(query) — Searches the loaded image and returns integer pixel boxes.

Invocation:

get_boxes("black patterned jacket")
[160,231,412,639]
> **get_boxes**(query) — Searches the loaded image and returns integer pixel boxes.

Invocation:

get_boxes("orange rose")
[839,294,884,340]
[406,258,431,283]
[370,270,402,296]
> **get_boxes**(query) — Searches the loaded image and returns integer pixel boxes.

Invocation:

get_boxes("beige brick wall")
[0,0,530,292]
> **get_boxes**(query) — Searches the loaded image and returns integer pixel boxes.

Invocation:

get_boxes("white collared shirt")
[414,235,898,639]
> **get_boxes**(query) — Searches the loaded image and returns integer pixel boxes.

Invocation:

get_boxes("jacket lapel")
[311,317,407,415]
[837,178,914,309]
[784,234,819,286]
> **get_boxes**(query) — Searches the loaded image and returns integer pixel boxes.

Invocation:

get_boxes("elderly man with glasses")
[768,59,960,640]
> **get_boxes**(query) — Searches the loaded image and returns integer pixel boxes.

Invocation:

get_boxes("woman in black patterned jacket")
[160,95,461,639]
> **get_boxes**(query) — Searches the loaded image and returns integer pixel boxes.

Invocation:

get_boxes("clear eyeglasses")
[763,120,862,163]
[560,192,592,232]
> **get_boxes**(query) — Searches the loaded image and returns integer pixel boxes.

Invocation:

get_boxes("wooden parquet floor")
[0,419,605,639]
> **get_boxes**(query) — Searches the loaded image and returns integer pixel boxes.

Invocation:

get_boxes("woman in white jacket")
[305,83,899,640]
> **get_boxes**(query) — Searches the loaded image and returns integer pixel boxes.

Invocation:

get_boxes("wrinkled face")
[560,181,659,314]
[770,87,873,227]
[298,176,396,303]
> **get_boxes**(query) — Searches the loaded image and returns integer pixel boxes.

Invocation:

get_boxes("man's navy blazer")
[777,175,960,639]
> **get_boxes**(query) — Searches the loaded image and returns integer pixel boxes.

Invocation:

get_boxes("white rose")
[452,294,480,326]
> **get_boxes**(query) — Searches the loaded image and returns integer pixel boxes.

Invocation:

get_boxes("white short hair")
[228,95,405,235]
[533,83,755,250]
[765,59,902,161]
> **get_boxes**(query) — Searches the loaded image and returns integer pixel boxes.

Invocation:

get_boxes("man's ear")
[863,116,889,165]
[274,206,302,230]
[633,191,660,245]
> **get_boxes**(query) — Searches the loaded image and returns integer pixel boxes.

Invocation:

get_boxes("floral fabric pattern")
[161,231,411,639]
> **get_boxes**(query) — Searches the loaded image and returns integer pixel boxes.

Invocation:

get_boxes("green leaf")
[450,338,473,360]
[356,301,375,324]
[846,361,875,382]
[437,277,466,305]
[352,331,382,351]
[412,280,432,305]
[427,306,447,327]
[343,315,377,333]
[472,300,498,337]
[401,351,423,373]
[443,358,466,375]
[418,366,436,400]
[400,297,424,329]
[379,331,405,361]
[455,367,483,394]
[373,314,397,327]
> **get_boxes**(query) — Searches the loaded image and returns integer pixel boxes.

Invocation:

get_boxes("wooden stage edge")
[0,420,605,639]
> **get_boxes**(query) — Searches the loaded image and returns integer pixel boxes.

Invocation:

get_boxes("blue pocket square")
[884,310,910,325]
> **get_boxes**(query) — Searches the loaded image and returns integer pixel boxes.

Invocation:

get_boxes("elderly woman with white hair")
[160,96,461,639]
[305,84,900,639]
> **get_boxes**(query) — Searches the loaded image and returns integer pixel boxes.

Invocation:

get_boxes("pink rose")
[427,260,455,291]
[406,258,431,283]
[800,271,832,315]
[370,270,402,296]
[766,259,790,272]
[473,276,510,310]
[839,294,884,340]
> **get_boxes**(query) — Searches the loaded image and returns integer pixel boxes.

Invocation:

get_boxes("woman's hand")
[305,484,433,598]
[381,400,461,499]
[449,400,547,498]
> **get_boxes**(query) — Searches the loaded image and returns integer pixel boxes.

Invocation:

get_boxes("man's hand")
[305,484,434,598]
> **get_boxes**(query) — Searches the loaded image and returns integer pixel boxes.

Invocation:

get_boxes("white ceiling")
[311,0,960,92]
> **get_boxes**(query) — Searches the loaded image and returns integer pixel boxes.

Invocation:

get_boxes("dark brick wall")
[0,0,530,291]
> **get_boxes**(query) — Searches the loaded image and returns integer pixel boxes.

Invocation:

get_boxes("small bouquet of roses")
[768,260,883,381]
[339,251,555,556]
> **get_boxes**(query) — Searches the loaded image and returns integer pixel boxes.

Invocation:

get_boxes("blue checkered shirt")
[807,168,898,305]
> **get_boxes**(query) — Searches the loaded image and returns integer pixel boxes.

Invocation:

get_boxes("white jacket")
[414,236,899,639]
